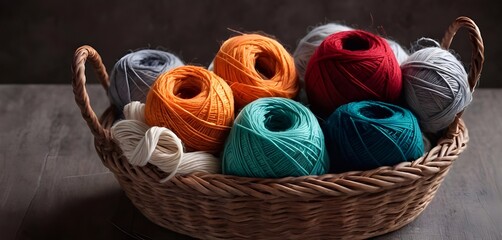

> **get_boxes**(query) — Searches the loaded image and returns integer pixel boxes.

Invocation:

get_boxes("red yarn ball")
[305,30,402,118]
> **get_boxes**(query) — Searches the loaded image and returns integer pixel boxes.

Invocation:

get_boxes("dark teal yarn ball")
[325,100,424,172]
[222,97,329,178]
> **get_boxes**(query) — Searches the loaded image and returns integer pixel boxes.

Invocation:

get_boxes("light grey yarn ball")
[402,47,472,133]
[109,49,184,112]
[386,39,409,65]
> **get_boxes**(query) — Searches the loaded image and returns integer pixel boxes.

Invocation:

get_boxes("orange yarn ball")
[213,33,299,109]
[145,66,234,154]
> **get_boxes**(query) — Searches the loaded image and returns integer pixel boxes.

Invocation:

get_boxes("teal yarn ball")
[222,97,329,178]
[325,101,424,172]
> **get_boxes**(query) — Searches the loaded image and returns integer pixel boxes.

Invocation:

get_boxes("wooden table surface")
[1,85,501,240]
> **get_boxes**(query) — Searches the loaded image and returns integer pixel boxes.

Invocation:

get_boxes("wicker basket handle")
[71,45,110,141]
[439,16,484,138]
[441,16,484,92]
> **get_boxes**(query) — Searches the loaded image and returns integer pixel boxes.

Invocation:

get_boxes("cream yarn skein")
[111,101,220,182]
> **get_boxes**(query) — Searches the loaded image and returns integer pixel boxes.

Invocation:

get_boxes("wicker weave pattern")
[71,17,483,239]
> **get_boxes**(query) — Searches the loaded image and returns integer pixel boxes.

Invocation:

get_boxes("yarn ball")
[213,34,299,109]
[145,66,234,154]
[109,49,184,111]
[110,101,220,182]
[305,30,402,118]
[386,39,409,65]
[325,100,424,172]
[293,23,353,103]
[222,97,329,178]
[294,23,353,82]
[401,47,471,133]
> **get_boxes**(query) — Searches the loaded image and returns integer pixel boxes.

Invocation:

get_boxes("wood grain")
[0,85,500,240]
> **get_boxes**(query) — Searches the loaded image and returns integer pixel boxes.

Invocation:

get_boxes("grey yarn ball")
[402,47,472,133]
[109,49,184,112]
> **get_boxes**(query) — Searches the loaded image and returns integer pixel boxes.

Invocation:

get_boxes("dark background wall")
[0,0,500,87]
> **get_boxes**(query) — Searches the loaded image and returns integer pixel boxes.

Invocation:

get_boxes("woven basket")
[72,16,484,239]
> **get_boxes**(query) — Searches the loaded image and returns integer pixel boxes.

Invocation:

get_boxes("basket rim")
[99,104,469,199]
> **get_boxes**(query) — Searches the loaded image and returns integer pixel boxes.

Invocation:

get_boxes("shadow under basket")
[72,16,484,239]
